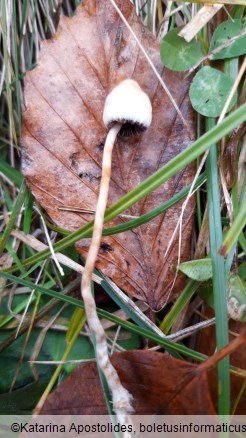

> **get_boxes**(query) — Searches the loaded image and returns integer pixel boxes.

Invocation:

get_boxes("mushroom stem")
[81,122,134,420]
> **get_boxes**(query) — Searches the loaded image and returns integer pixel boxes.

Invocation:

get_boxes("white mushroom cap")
[103,79,152,137]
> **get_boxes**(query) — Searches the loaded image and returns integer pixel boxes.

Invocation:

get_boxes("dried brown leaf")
[21,0,196,310]
[40,350,216,415]
[199,306,246,413]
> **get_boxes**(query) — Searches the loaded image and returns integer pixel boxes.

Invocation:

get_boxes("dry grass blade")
[11,229,101,283]
[178,4,223,42]
[175,0,246,4]
[29,305,66,380]
[188,29,246,74]
[198,329,246,373]
[218,56,246,225]
[170,329,246,406]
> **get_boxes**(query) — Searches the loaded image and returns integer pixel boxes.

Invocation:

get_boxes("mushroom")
[103,78,152,137]
[81,79,152,422]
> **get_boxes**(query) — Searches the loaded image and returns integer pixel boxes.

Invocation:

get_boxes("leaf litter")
[21,0,197,311]
[40,328,246,415]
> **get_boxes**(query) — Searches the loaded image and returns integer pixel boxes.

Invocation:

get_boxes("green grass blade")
[103,173,206,235]
[90,332,119,426]
[219,201,246,257]
[12,0,22,135]
[1,0,18,146]
[196,114,202,230]
[101,276,165,336]
[0,160,23,187]
[0,277,81,352]
[0,271,206,362]
[0,181,27,255]
[34,309,87,416]
[0,295,35,328]
[159,279,199,333]
[19,0,30,48]
[206,118,229,415]
[5,104,246,273]
[4,242,26,275]
[23,191,34,235]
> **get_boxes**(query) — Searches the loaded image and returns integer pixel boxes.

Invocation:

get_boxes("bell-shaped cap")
[103,79,152,137]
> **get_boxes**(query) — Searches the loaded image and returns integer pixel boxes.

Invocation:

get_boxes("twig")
[188,29,246,76]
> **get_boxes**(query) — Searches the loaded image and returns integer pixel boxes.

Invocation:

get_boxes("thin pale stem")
[81,123,134,422]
